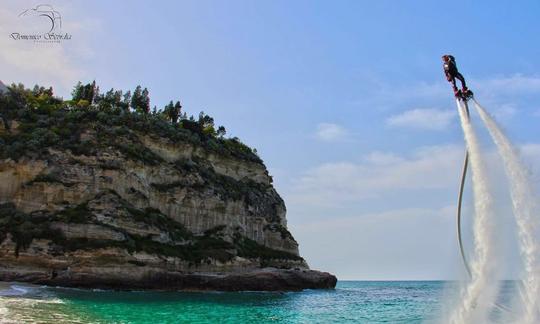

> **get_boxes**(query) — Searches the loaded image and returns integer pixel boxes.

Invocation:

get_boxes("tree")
[121,90,131,112]
[131,86,142,111]
[141,87,150,114]
[72,82,83,101]
[104,88,115,102]
[94,85,100,103]
[131,85,149,114]
[198,111,215,136]
[71,81,96,104]
[216,126,226,137]
[163,101,174,122]
[163,100,181,123]
[172,101,181,123]
[96,88,115,110]
[198,111,214,128]
[113,90,123,108]
[84,80,96,104]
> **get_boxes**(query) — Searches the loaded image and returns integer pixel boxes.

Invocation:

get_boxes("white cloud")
[288,142,540,208]
[288,144,463,207]
[477,74,540,96]
[315,123,348,142]
[386,108,456,130]
[491,104,517,119]
[364,151,404,165]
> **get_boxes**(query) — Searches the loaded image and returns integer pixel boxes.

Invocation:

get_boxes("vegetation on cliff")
[0,82,261,163]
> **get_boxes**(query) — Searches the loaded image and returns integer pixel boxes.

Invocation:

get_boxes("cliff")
[0,84,336,291]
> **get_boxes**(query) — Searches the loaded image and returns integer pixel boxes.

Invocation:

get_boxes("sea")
[0,281,516,323]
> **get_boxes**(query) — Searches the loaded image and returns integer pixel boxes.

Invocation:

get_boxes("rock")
[0,266,337,291]
[49,222,126,241]
[0,113,337,291]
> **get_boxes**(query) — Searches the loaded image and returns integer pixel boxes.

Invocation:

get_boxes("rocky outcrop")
[0,116,336,291]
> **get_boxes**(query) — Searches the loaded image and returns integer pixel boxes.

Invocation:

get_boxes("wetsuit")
[443,56,467,91]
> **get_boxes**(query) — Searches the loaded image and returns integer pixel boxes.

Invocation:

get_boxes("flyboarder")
[442,55,472,99]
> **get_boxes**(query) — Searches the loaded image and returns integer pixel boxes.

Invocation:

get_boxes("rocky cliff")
[0,84,336,291]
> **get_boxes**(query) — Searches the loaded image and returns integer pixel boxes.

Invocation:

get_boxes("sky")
[1,0,540,280]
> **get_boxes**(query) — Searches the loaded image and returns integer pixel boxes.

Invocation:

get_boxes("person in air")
[442,55,469,96]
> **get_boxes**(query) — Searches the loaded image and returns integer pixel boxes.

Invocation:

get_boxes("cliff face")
[0,102,336,290]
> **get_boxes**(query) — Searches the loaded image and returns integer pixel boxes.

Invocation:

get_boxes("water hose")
[457,100,471,276]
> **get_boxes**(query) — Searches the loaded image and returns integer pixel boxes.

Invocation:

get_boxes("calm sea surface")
[0,281,513,323]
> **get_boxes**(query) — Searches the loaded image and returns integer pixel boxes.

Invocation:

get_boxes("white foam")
[474,100,540,323]
[448,100,499,323]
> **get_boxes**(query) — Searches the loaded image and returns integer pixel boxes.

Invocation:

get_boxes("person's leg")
[450,77,458,92]
[455,72,467,89]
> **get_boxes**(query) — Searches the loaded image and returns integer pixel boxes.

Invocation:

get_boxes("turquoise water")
[0,281,448,323]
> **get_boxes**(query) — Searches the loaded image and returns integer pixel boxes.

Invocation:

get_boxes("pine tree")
[141,87,150,114]
[113,90,123,108]
[172,101,181,123]
[72,81,83,101]
[94,84,100,104]
[164,101,174,123]
[131,85,142,113]
[122,90,131,111]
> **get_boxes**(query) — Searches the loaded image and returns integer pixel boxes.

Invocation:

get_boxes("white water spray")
[473,100,540,323]
[449,100,499,323]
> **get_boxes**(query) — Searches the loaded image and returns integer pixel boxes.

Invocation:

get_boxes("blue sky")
[2,0,540,279]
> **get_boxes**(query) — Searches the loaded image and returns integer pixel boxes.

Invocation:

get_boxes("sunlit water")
[0,281,449,323]
[0,280,525,323]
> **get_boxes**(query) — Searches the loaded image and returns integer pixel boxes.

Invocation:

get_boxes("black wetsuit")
[443,56,466,90]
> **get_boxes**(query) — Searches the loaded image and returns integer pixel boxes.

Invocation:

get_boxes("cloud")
[288,144,463,207]
[386,108,456,130]
[364,151,404,165]
[287,141,540,209]
[491,104,517,120]
[315,123,349,142]
[476,74,540,96]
